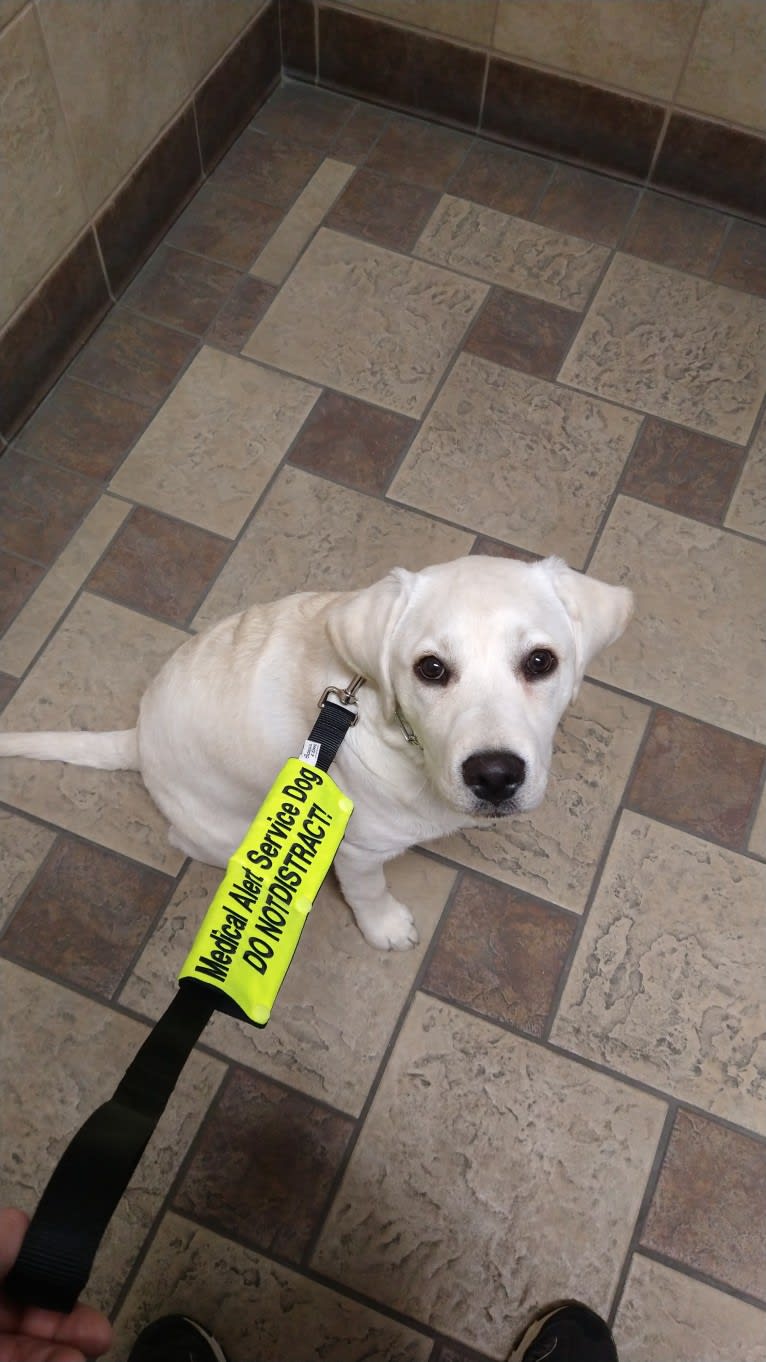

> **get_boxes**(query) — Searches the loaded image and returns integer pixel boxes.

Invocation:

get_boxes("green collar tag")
[178,758,353,1026]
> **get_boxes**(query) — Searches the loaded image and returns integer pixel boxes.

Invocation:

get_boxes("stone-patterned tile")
[449,141,552,219]
[194,465,472,629]
[250,158,355,285]
[677,0,766,134]
[0,961,223,1314]
[110,347,319,537]
[287,390,416,494]
[0,552,44,632]
[626,708,766,849]
[614,1255,766,1362]
[0,593,187,873]
[313,993,666,1356]
[252,81,354,148]
[422,873,576,1036]
[15,378,150,481]
[0,448,100,564]
[713,221,766,299]
[389,353,640,565]
[213,132,323,209]
[415,195,609,310]
[1,835,173,998]
[726,411,766,540]
[588,496,766,742]
[622,416,745,524]
[180,0,267,87]
[87,506,230,626]
[533,165,638,247]
[195,2,279,174]
[122,246,241,336]
[205,276,277,353]
[464,287,578,379]
[471,537,537,562]
[552,812,766,1133]
[167,181,282,270]
[120,853,456,1115]
[324,168,440,253]
[173,1067,354,1262]
[331,101,390,162]
[365,114,471,191]
[651,113,766,223]
[70,309,197,409]
[110,1212,431,1362]
[243,228,487,417]
[641,1109,766,1300]
[560,254,766,443]
[622,191,728,276]
[331,0,496,46]
[0,810,56,933]
[432,682,648,913]
[0,674,16,710]
[750,787,766,857]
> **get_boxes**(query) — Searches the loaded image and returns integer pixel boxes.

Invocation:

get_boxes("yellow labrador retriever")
[0,555,631,950]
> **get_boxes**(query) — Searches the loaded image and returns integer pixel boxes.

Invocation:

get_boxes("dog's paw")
[356,896,420,952]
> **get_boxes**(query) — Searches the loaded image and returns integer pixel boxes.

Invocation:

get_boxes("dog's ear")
[325,568,415,718]
[541,557,633,700]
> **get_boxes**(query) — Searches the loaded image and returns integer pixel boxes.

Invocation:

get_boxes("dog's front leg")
[333,842,419,951]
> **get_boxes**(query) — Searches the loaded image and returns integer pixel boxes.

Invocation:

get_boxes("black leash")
[5,682,363,1314]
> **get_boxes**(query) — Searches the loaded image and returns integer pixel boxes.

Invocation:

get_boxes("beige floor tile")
[243,228,488,416]
[250,157,354,285]
[0,593,187,872]
[588,495,766,742]
[726,411,766,541]
[120,852,455,1115]
[193,465,473,630]
[389,353,640,564]
[614,1255,766,1362]
[677,0,766,134]
[750,786,766,858]
[414,195,609,309]
[552,812,766,1133]
[313,993,666,1356]
[431,681,648,912]
[0,961,224,1314]
[110,1211,431,1362]
[560,254,766,443]
[110,347,320,537]
[0,810,56,931]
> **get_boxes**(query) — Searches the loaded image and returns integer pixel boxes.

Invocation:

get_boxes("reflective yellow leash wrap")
[179,759,353,1025]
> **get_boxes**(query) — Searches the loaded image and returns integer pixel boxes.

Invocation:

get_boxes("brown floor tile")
[626,708,766,849]
[287,390,416,494]
[122,247,241,337]
[0,836,173,997]
[173,1067,354,1263]
[0,449,100,565]
[0,674,17,709]
[70,310,197,408]
[471,536,537,562]
[621,417,745,525]
[434,1345,495,1362]
[87,506,230,626]
[205,277,278,353]
[0,551,45,631]
[464,287,579,380]
[331,101,390,162]
[422,874,576,1037]
[168,182,283,270]
[365,114,471,190]
[252,82,355,147]
[449,140,552,218]
[623,191,728,275]
[213,132,323,209]
[16,378,150,481]
[641,1109,766,1300]
[325,167,439,252]
[534,165,638,246]
[713,220,766,298]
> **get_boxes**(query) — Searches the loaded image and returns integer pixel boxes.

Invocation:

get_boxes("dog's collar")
[395,705,422,749]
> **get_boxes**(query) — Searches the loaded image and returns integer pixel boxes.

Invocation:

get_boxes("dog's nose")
[461,750,526,805]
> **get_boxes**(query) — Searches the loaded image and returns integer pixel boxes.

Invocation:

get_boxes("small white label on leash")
[301,739,322,765]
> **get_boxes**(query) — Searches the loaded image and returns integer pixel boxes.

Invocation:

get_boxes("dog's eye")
[523,648,558,679]
[415,655,450,684]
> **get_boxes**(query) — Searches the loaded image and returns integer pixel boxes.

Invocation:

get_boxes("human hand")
[0,1209,113,1361]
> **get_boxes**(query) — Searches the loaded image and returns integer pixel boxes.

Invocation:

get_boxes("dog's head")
[327,555,632,819]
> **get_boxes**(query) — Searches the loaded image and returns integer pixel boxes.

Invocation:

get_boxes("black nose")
[461,750,526,806]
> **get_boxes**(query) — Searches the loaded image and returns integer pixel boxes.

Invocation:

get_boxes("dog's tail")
[0,728,139,771]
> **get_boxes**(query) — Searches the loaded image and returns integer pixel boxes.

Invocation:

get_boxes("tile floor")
[1,80,765,1362]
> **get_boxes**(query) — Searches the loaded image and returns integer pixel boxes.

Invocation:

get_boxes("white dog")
[0,555,631,950]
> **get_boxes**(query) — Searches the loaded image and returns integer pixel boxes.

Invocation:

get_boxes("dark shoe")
[509,1300,618,1361]
[127,1313,229,1362]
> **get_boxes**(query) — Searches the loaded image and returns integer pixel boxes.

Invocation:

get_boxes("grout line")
[607,1103,677,1329]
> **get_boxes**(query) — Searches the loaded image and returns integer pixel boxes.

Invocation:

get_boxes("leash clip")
[318,674,365,723]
